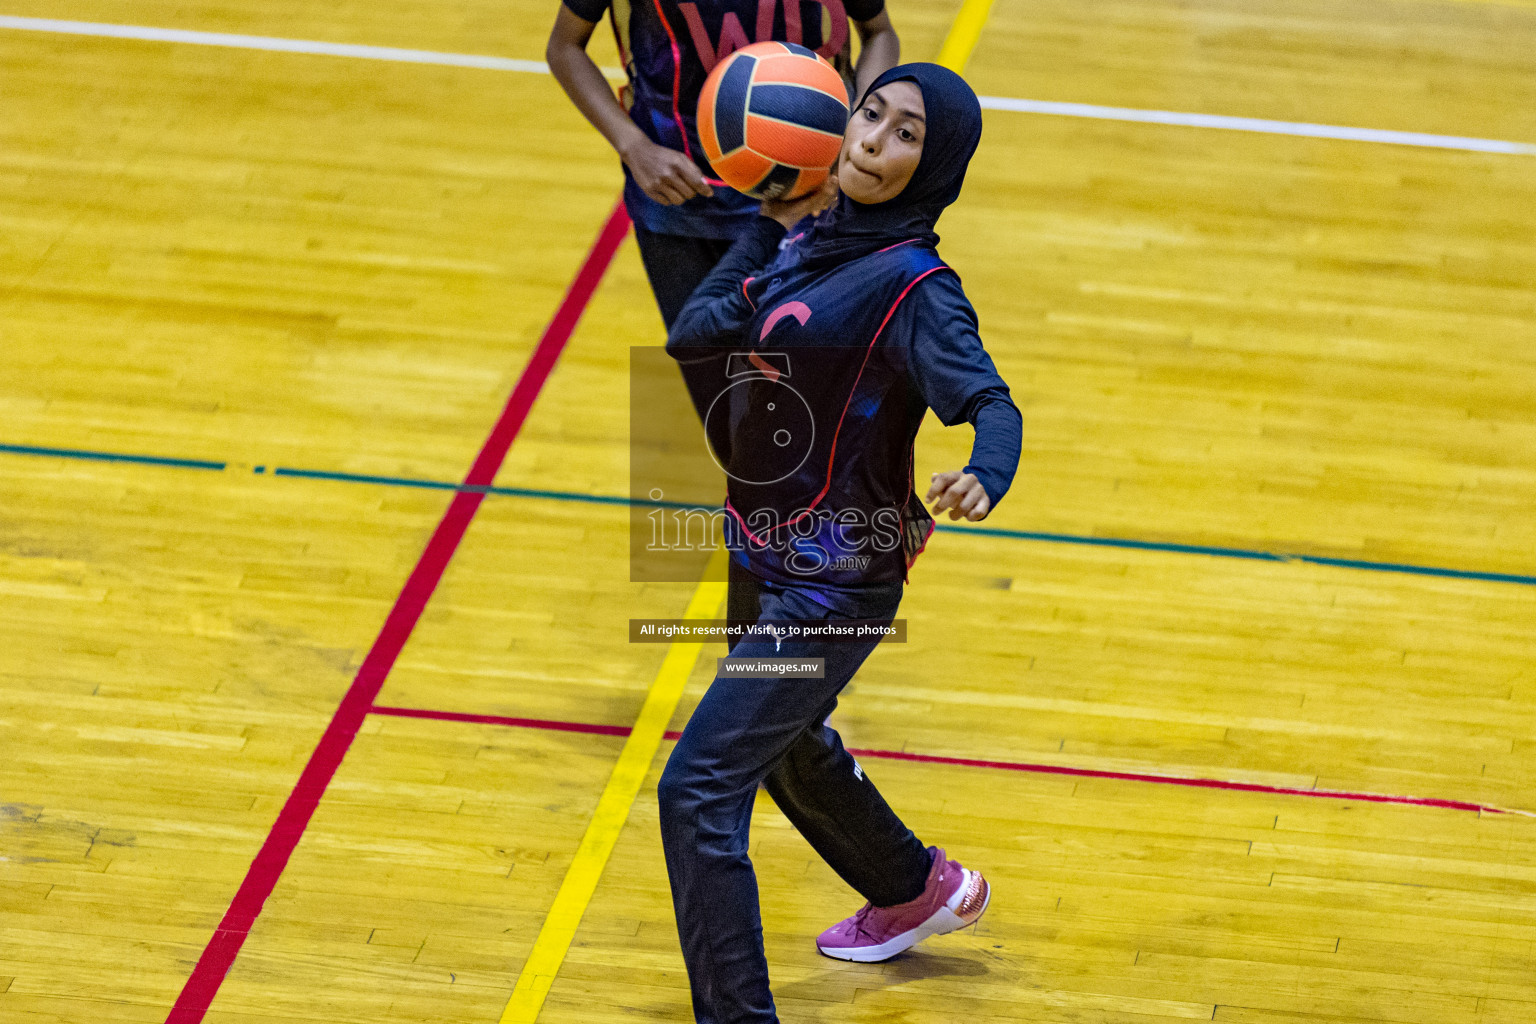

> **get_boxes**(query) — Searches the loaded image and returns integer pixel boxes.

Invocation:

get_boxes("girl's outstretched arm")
[929,389,1023,520]
[902,273,1023,518]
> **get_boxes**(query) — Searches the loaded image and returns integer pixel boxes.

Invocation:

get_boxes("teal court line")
[4,441,1535,588]
[0,442,226,471]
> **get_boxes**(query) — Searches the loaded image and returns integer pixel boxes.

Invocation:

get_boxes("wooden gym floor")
[2,1,1535,1022]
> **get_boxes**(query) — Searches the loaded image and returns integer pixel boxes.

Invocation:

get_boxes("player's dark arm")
[898,274,1022,520]
[666,219,787,355]
[667,180,838,354]
[852,11,901,99]
[928,390,1022,521]
[546,5,712,205]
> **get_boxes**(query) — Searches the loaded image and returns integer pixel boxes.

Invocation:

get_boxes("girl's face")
[837,81,926,204]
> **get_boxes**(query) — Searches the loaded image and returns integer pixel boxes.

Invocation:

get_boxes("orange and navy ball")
[698,42,850,201]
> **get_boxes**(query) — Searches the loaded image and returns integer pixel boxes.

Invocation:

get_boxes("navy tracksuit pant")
[657,564,933,1024]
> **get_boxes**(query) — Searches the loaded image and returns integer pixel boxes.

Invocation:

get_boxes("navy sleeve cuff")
[963,391,1023,507]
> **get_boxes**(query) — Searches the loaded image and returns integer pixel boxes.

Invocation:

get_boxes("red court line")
[165,201,632,1024]
[846,748,1500,815]
[375,703,632,737]
[368,704,1509,817]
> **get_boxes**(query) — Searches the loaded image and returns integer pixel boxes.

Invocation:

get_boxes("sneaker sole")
[817,870,991,963]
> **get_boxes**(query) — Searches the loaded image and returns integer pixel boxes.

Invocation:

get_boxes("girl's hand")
[927,470,991,521]
[760,174,840,228]
[620,137,714,205]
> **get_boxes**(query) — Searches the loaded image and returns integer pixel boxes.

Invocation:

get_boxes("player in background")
[546,0,901,328]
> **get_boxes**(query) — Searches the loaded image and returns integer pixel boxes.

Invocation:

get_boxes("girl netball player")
[661,64,1021,1023]
[546,0,900,327]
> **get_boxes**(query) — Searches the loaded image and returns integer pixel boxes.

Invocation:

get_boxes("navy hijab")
[795,62,983,271]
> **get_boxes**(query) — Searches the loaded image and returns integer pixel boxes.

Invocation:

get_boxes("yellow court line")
[499,548,728,1024]
[935,0,997,73]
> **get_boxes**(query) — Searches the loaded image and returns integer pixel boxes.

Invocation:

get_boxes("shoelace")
[849,901,877,941]
[848,867,945,941]
[842,855,952,944]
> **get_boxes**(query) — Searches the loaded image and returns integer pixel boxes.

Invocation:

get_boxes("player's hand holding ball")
[928,470,991,521]
[760,174,840,228]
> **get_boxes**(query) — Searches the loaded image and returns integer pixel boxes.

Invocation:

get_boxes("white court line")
[979,95,1536,156]
[0,14,625,79]
[4,14,1533,156]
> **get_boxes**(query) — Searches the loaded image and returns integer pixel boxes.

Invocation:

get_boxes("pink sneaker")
[816,848,990,962]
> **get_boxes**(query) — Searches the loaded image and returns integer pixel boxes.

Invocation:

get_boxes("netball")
[698,41,850,200]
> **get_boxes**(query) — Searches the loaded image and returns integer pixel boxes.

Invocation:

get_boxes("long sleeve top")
[668,216,1022,594]
[669,217,1022,505]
